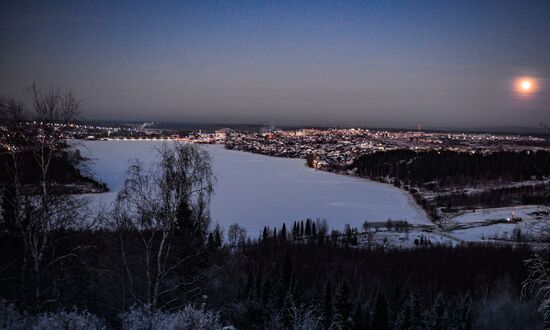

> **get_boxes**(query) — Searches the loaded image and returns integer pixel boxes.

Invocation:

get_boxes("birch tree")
[0,84,89,309]
[114,142,215,310]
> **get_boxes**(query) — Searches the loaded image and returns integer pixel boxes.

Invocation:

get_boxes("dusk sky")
[1,0,549,129]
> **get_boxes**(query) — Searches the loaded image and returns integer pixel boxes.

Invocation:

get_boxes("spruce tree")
[334,281,353,329]
[262,280,272,305]
[280,223,287,242]
[262,226,270,242]
[323,282,333,330]
[281,252,292,291]
[371,292,389,330]
[206,232,215,251]
[395,292,423,330]
[429,292,448,330]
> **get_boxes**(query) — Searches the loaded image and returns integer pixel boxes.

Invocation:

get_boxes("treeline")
[434,181,550,211]
[351,150,550,188]
[0,225,545,329]
[202,238,543,329]
[258,219,412,247]
[0,148,106,193]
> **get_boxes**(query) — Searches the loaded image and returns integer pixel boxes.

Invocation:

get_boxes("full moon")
[515,77,538,95]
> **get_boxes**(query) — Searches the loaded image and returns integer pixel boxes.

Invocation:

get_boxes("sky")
[1,0,549,129]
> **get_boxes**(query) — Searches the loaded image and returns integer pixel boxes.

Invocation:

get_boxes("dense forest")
[0,224,546,329]
[351,150,550,217]
[351,150,550,188]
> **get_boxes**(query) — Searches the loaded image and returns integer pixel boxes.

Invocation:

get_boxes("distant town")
[46,121,550,172]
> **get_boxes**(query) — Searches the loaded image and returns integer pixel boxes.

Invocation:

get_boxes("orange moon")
[515,77,538,95]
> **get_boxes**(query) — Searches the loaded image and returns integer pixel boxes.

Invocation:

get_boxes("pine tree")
[305,219,311,237]
[323,282,333,330]
[449,295,472,330]
[255,266,263,300]
[371,292,389,330]
[206,232,215,251]
[281,252,292,291]
[293,221,299,240]
[353,302,368,330]
[245,270,254,299]
[334,281,353,329]
[429,292,448,330]
[394,292,423,330]
[262,280,272,305]
[280,223,287,242]
[213,224,222,248]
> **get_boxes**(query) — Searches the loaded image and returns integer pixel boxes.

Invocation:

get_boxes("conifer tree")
[429,292,448,330]
[262,226,270,242]
[262,280,272,305]
[371,292,389,330]
[280,223,287,242]
[323,282,333,330]
[394,292,423,330]
[213,224,222,248]
[334,281,353,329]
[206,232,216,251]
[281,252,292,291]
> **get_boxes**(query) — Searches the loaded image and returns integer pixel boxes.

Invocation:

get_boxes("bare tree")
[227,223,247,247]
[522,252,550,322]
[0,84,89,309]
[114,142,216,310]
[522,221,550,322]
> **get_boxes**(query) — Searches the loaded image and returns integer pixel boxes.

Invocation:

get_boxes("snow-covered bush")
[288,304,323,330]
[0,301,105,330]
[120,304,230,330]
[32,309,106,330]
[473,293,543,330]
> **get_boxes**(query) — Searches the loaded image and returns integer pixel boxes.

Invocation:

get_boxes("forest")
[351,149,550,187]
[0,224,545,329]
[351,150,550,216]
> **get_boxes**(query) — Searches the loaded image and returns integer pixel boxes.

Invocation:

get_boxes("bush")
[0,301,105,330]
[120,304,230,330]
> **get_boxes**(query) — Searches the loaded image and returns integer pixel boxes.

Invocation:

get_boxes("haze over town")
[1,1,550,128]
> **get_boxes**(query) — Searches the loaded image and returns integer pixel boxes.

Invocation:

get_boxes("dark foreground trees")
[0,85,92,310]
[113,142,216,310]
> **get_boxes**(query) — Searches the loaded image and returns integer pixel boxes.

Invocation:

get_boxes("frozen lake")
[78,140,430,236]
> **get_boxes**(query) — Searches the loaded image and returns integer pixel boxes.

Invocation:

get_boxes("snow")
[447,205,550,242]
[77,140,432,236]
[356,229,458,248]
[451,206,546,224]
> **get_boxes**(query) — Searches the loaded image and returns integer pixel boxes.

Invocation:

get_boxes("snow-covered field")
[447,205,550,243]
[77,140,431,236]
